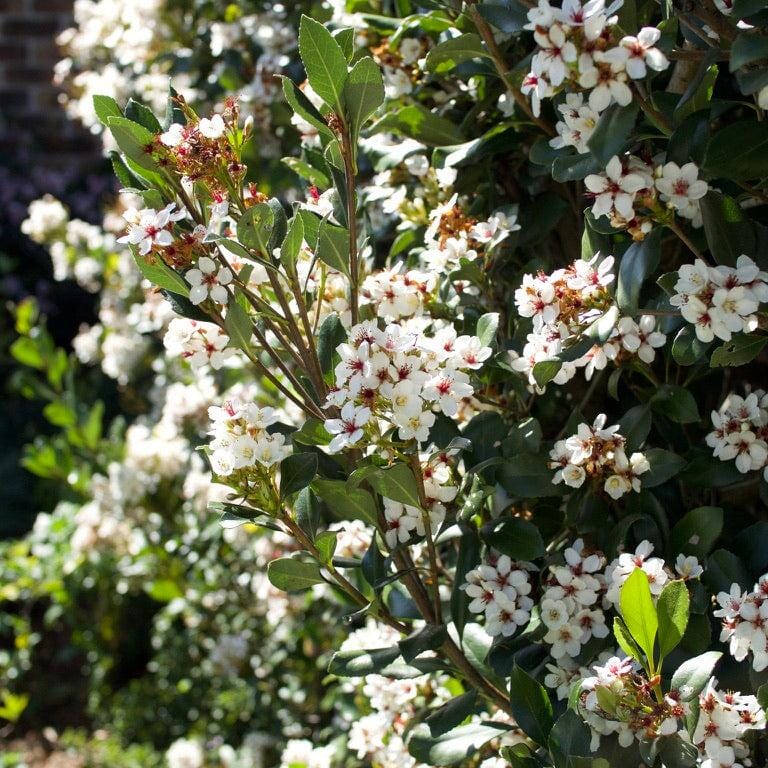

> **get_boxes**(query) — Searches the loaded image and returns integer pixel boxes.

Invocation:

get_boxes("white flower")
[655,162,709,210]
[118,203,185,256]
[383,499,418,548]
[199,113,226,139]
[585,156,647,220]
[325,402,371,453]
[186,256,234,305]
[604,27,669,79]
[166,739,204,768]
[675,554,703,580]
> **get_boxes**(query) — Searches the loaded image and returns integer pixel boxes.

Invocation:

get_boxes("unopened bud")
[243,115,254,137]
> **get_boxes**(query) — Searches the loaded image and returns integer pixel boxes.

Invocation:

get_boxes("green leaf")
[282,156,331,188]
[316,220,351,277]
[671,651,722,701]
[93,95,123,127]
[317,313,346,374]
[343,56,385,136]
[642,448,686,488]
[476,313,499,348]
[106,116,159,171]
[657,581,690,660]
[312,478,378,526]
[658,735,700,768]
[133,250,189,296]
[483,518,545,561]
[710,334,768,367]
[280,215,304,274]
[279,76,334,140]
[423,690,478,736]
[280,453,318,498]
[267,557,324,592]
[671,326,711,366]
[373,103,463,146]
[328,646,402,676]
[298,15,348,113]
[509,665,554,746]
[237,202,275,254]
[618,405,652,452]
[476,1,528,33]
[703,549,750,593]
[614,616,645,663]
[333,27,354,61]
[425,33,490,74]
[552,152,601,182]
[408,722,510,766]
[315,530,338,563]
[451,524,481,639]
[291,418,331,447]
[699,191,755,267]
[587,103,639,166]
[703,121,768,181]
[670,506,723,559]
[354,463,422,508]
[223,297,253,353]
[731,32,768,70]
[399,625,448,662]
[124,98,161,132]
[615,228,661,313]
[651,384,700,424]
[548,710,592,768]
[619,568,658,666]
[532,359,562,388]
[498,454,564,498]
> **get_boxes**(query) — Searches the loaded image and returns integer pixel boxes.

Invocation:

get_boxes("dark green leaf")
[587,103,639,166]
[425,33,490,74]
[703,121,768,181]
[328,646,401,676]
[267,557,324,592]
[509,664,554,746]
[280,453,319,498]
[223,297,253,353]
[670,506,723,559]
[642,449,686,488]
[651,384,700,424]
[615,228,661,313]
[373,103,463,146]
[482,518,545,560]
[710,334,767,367]
[312,478,378,526]
[408,721,509,766]
[316,220,350,277]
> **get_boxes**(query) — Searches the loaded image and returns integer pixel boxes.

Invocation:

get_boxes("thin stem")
[340,125,361,326]
[468,5,556,138]
[409,451,443,624]
[282,515,410,633]
[633,83,673,136]
[666,220,709,264]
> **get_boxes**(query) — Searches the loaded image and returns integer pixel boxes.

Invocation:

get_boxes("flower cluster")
[549,414,649,499]
[693,679,766,767]
[715,573,768,672]
[511,254,667,389]
[540,539,609,659]
[707,391,768,480]
[207,399,291,483]
[163,317,237,371]
[671,256,768,343]
[361,265,435,321]
[522,2,668,116]
[579,655,687,748]
[382,453,458,549]
[462,553,534,637]
[324,320,491,452]
[585,156,708,236]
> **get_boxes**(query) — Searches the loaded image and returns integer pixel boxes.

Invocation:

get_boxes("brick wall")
[0,0,100,172]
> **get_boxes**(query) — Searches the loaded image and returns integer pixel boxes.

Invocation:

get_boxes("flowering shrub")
[6,1,768,767]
